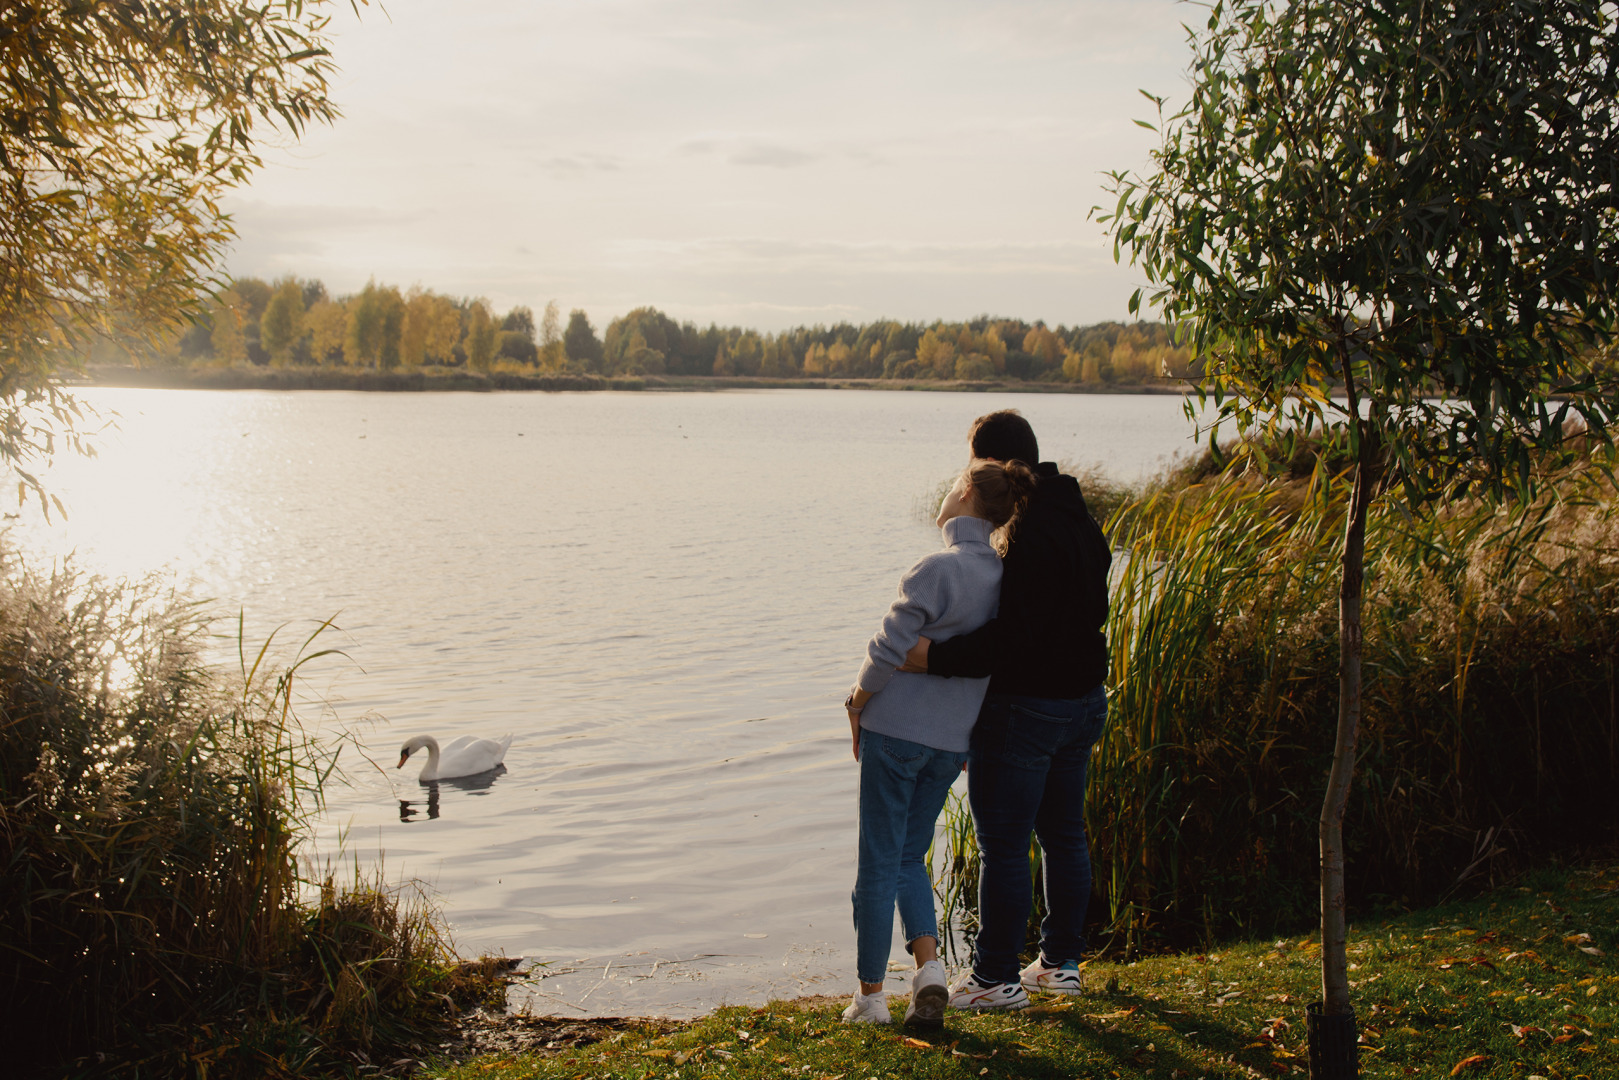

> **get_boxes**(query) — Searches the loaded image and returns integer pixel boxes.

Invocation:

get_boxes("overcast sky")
[226,0,1194,332]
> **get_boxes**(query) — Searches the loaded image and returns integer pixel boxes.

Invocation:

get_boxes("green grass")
[427,861,1618,1080]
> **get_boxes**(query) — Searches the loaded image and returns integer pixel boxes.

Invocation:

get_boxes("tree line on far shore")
[89,276,1198,386]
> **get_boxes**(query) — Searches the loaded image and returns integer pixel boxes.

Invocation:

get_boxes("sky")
[226,0,1195,333]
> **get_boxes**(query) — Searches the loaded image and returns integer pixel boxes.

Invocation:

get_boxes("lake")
[15,387,1204,1016]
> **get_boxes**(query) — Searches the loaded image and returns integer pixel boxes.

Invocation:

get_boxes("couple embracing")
[842,409,1112,1028]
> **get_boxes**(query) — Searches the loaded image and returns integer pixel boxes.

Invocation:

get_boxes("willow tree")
[1,1,348,501]
[1101,1,1619,1074]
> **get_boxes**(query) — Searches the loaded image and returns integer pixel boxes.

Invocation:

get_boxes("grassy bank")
[431,862,1617,1080]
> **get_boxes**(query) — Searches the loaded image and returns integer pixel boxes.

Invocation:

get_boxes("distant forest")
[92,276,1199,386]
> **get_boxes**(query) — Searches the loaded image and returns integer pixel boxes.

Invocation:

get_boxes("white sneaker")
[1020,956,1085,995]
[905,960,948,1027]
[947,971,1029,1010]
[841,989,891,1024]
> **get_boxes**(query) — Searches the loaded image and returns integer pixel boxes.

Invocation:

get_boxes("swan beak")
[396,752,408,768]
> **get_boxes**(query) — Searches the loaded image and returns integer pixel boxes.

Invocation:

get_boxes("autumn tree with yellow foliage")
[0,0,344,502]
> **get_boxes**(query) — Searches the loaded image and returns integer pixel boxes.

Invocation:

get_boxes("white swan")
[397,733,512,781]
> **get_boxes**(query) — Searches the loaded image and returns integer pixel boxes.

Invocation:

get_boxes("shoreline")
[70,364,1194,395]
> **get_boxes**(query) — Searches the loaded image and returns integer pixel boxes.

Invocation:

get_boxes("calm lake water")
[16,387,1203,1016]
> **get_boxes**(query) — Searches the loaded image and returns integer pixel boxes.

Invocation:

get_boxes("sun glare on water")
[14,390,267,590]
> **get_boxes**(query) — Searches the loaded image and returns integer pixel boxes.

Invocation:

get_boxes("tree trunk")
[1311,421,1376,1078]
[1321,447,1370,1016]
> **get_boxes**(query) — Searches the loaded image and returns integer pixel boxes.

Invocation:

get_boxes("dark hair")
[968,409,1039,467]
[965,458,1038,553]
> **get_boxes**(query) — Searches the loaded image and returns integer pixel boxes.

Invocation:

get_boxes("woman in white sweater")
[841,458,1035,1028]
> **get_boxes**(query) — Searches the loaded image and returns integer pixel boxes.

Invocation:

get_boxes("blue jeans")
[967,686,1108,985]
[852,729,968,985]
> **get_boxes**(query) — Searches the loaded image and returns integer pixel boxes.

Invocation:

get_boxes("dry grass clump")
[0,556,506,1075]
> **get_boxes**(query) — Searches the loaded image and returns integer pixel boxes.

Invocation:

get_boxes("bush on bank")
[0,558,502,1075]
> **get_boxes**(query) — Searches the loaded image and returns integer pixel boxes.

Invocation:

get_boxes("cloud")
[606,236,1104,277]
[679,137,817,167]
[221,199,430,277]
[538,153,624,174]
[729,143,816,168]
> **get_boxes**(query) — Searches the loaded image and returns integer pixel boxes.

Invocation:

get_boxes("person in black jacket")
[902,409,1111,1009]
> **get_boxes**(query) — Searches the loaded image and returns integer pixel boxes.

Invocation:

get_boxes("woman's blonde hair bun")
[964,458,1038,552]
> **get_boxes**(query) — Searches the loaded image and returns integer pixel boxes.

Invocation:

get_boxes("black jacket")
[926,462,1110,698]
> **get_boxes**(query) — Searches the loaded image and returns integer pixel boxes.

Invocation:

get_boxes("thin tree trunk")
[1322,427,1375,1017]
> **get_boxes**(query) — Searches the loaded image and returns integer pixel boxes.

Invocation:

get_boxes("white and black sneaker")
[947,971,1029,1010]
[841,989,892,1024]
[1020,956,1085,995]
[905,960,948,1027]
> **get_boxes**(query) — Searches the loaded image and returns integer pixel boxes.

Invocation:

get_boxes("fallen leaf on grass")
[1450,1054,1487,1075]
[641,1049,673,1058]
[900,1037,932,1049]
[1087,1008,1139,1020]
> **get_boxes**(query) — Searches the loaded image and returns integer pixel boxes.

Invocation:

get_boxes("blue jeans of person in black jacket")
[967,685,1108,985]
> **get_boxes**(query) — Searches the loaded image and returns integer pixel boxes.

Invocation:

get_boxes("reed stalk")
[0,554,504,1074]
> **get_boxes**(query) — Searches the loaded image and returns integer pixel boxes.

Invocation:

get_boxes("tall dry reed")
[1095,453,1619,947]
[0,556,502,1074]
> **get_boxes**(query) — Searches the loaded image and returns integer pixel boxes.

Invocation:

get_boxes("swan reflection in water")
[398,763,507,822]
